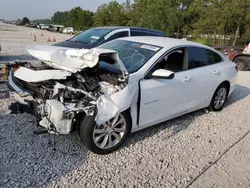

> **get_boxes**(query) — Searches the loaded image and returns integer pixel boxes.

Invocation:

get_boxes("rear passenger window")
[106,31,129,42]
[214,52,223,63]
[187,47,223,69]
[147,32,160,36]
[131,31,148,36]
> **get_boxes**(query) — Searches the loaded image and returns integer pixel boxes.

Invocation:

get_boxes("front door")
[138,48,198,127]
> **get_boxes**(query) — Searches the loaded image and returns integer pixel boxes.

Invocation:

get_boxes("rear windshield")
[99,40,162,73]
[70,28,112,44]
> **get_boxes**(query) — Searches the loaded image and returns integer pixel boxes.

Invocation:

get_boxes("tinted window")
[106,31,129,42]
[131,30,148,36]
[70,28,112,44]
[147,32,161,36]
[187,47,222,69]
[99,40,161,73]
[214,52,223,63]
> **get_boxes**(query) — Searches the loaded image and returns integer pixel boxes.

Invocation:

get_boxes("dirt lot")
[1,22,250,188]
[0,21,70,63]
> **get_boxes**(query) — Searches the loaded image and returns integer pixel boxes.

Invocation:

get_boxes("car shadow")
[0,55,37,62]
[123,84,250,149]
[125,110,204,149]
[225,84,250,106]
[0,113,88,187]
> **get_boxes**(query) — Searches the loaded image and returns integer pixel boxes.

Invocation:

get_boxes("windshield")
[99,40,162,73]
[70,28,112,44]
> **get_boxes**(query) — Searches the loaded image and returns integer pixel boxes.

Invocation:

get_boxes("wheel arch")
[123,107,133,133]
[208,80,230,111]
[208,80,230,105]
[221,80,230,94]
[233,54,250,70]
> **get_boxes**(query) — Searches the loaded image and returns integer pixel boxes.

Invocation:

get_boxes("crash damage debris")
[9,45,131,135]
[0,83,10,99]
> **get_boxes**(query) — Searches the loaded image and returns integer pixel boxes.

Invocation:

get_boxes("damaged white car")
[8,37,238,154]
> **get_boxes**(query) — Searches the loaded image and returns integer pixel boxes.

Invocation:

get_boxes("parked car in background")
[29,23,38,28]
[8,37,237,154]
[53,26,166,49]
[62,27,75,34]
[44,25,50,30]
[37,24,45,29]
[231,41,250,71]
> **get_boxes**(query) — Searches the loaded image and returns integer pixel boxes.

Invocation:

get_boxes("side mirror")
[151,69,175,79]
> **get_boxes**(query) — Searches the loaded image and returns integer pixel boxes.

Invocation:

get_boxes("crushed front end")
[8,46,128,135]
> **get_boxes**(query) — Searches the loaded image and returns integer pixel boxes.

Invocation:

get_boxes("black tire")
[236,61,246,71]
[79,111,132,155]
[208,83,229,111]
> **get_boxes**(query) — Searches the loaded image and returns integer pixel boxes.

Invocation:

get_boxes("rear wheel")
[79,111,131,155]
[235,61,246,71]
[208,83,229,111]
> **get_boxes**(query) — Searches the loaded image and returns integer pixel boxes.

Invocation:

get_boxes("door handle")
[213,70,220,75]
[183,76,191,82]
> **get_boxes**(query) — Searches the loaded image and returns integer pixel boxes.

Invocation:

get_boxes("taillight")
[228,52,236,61]
[235,65,238,72]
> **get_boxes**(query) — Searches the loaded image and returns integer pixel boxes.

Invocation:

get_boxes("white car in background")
[8,37,238,154]
[62,27,75,34]
[37,24,46,30]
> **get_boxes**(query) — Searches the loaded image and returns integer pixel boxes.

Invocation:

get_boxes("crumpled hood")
[26,45,128,75]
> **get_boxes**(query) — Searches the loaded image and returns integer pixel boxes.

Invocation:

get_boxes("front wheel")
[208,83,229,111]
[79,111,132,155]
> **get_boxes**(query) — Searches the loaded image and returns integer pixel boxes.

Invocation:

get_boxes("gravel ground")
[1,22,250,188]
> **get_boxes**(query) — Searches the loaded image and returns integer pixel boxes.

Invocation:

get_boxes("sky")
[0,0,127,20]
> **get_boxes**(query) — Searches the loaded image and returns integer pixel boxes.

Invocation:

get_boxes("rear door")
[185,47,225,107]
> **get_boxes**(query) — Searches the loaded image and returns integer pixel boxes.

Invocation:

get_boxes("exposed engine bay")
[8,46,130,135]
[23,65,126,134]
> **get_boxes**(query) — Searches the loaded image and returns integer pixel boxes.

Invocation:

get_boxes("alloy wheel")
[214,87,227,110]
[236,61,245,71]
[93,114,126,149]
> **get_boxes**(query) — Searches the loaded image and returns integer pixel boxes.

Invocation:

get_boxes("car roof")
[119,36,210,49]
[90,26,165,35]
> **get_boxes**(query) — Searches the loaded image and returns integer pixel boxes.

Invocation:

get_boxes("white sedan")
[8,37,238,154]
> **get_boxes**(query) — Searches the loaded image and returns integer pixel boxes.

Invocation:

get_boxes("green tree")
[78,10,94,30]
[231,0,250,46]
[93,1,128,26]
[65,7,94,30]
[129,0,178,36]
[190,0,250,46]
[22,17,30,25]
[44,0,250,47]
[93,4,110,26]
[51,11,68,25]
[33,19,51,24]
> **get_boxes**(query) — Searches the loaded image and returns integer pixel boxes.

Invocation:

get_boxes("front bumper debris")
[8,69,31,97]
[7,69,76,134]
[0,61,31,81]
[37,100,75,134]
[7,69,35,105]
[0,82,10,99]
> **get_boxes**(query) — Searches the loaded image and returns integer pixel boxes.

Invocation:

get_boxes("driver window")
[157,49,186,72]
